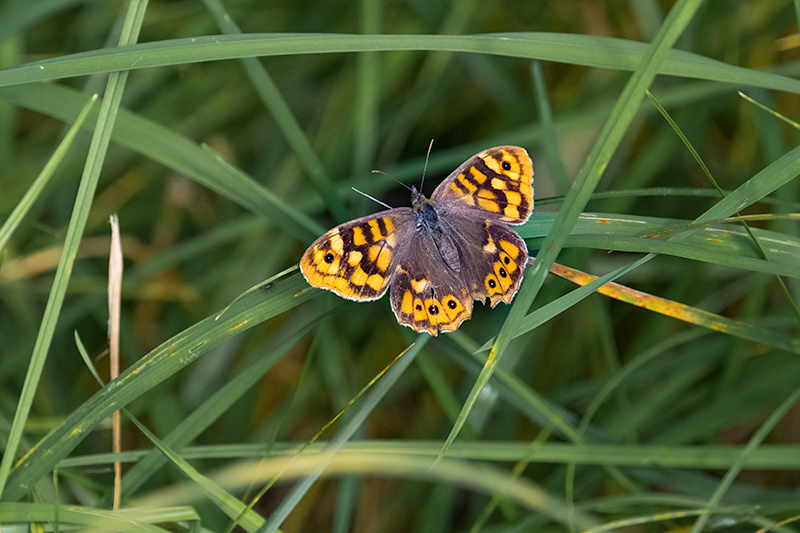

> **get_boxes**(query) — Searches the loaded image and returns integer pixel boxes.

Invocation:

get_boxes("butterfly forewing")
[431,146,534,225]
[300,209,413,301]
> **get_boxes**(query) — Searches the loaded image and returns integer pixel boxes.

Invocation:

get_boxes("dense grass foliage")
[1,0,799,531]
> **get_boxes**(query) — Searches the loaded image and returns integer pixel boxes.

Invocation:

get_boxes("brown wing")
[431,146,534,225]
[300,208,413,301]
[388,211,528,335]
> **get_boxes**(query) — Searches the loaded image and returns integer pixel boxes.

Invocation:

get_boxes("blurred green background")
[1,0,800,531]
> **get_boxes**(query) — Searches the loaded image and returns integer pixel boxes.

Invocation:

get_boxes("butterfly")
[300,146,534,335]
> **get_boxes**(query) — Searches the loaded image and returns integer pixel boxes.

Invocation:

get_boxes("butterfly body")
[300,146,534,335]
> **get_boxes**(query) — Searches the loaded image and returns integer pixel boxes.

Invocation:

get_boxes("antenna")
[373,169,411,192]
[420,139,434,192]
[351,187,393,209]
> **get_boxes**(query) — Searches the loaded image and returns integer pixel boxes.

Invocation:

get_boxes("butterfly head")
[410,186,433,213]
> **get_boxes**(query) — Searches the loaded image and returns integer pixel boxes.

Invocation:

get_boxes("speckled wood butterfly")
[300,146,534,335]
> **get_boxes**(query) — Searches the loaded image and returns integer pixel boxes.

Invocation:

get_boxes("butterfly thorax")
[410,187,462,273]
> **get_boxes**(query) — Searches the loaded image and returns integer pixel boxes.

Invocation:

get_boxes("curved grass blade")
[0,33,799,94]
[127,415,268,532]
[260,337,426,533]
[646,88,800,322]
[439,0,707,464]
[201,0,347,222]
[0,502,200,533]
[111,318,315,505]
[76,313,317,515]
[2,273,317,502]
[0,82,323,242]
[135,452,596,531]
[58,440,800,471]
[0,94,96,253]
[549,262,800,354]
[0,0,147,500]
[238,340,410,524]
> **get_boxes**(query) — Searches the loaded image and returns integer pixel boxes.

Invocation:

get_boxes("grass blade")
[0,0,147,500]
[439,0,707,463]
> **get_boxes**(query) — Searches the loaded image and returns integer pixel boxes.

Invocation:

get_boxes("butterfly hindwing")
[389,263,473,336]
[472,219,529,307]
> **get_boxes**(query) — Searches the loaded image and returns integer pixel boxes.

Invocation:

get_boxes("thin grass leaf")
[241,338,409,524]
[0,94,96,253]
[137,452,597,530]
[499,137,800,348]
[689,385,800,533]
[529,60,569,196]
[2,274,317,502]
[739,91,800,129]
[521,212,800,278]
[352,0,381,176]
[126,415,267,533]
[0,0,146,500]
[0,502,200,533]
[439,0,708,464]
[260,337,426,533]
[58,440,800,471]
[201,0,348,221]
[693,143,800,223]
[201,144,323,239]
[640,213,800,239]
[646,89,800,322]
[1,34,799,94]
[0,82,322,241]
[75,304,315,515]
[549,262,800,354]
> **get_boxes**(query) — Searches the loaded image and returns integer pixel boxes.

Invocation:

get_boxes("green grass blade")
[57,440,800,471]
[646,89,800,322]
[126,415,267,532]
[520,212,800,278]
[689,385,800,533]
[260,337,426,533]
[530,60,569,195]
[112,320,314,503]
[2,274,317,502]
[439,0,706,463]
[477,257,653,353]
[1,34,799,93]
[0,0,146,500]
[352,0,381,176]
[0,502,200,532]
[201,0,347,221]
[0,82,322,241]
[693,143,800,224]
[74,314,309,526]
[0,94,96,253]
